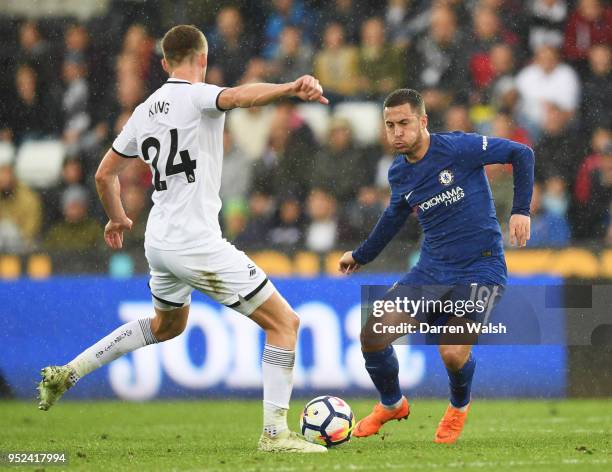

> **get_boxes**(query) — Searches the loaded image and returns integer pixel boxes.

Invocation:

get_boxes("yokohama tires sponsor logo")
[418,186,465,211]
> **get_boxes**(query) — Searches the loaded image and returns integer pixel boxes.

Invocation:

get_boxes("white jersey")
[112,78,226,250]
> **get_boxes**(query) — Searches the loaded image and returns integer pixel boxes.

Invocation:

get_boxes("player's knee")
[270,309,299,337]
[152,317,187,342]
[360,328,388,352]
[439,346,469,371]
[281,310,300,335]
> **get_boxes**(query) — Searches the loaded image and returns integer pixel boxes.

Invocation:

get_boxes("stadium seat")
[0,255,21,279]
[249,251,293,276]
[325,251,344,276]
[551,248,599,278]
[600,250,612,278]
[27,254,51,279]
[296,103,330,144]
[505,250,552,274]
[333,102,382,146]
[14,140,65,189]
[294,251,320,276]
[0,142,15,166]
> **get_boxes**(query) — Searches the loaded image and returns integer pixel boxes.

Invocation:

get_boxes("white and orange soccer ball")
[299,396,355,447]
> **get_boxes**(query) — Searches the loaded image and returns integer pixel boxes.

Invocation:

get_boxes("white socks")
[67,319,158,379]
[382,396,405,410]
[261,344,295,437]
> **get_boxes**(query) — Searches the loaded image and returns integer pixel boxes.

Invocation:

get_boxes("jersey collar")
[166,78,191,84]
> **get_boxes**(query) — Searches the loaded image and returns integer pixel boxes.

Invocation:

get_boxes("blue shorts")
[392,257,506,343]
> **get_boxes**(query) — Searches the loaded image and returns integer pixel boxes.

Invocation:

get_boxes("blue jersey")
[352,132,535,285]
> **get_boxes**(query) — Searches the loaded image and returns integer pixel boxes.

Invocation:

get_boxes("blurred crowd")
[0,0,611,258]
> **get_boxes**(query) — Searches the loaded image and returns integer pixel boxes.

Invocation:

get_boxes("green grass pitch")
[0,399,611,471]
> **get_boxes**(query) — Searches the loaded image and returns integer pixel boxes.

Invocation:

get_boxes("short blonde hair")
[161,25,208,67]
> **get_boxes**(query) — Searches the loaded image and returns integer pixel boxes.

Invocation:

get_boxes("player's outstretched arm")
[95,148,134,250]
[338,251,361,275]
[462,134,535,248]
[217,75,329,110]
[339,195,412,275]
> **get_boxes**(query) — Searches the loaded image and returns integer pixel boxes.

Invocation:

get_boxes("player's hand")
[291,75,329,105]
[509,214,530,247]
[104,217,133,250]
[338,251,361,275]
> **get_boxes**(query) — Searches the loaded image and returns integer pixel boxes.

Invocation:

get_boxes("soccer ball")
[299,395,355,447]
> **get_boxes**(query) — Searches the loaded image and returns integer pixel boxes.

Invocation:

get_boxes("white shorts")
[144,239,275,316]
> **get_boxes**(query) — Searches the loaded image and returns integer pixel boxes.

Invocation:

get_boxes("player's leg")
[37,304,189,411]
[245,292,323,452]
[434,282,504,443]
[178,242,325,452]
[38,246,192,411]
[353,281,428,437]
[434,343,474,444]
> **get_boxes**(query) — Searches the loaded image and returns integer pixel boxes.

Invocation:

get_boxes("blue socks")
[363,346,402,406]
[447,353,476,408]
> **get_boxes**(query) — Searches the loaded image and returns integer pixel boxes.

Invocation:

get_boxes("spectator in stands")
[4,64,61,145]
[61,55,90,157]
[208,6,255,86]
[268,195,305,251]
[223,199,249,242]
[572,142,612,241]
[528,0,568,52]
[366,127,396,190]
[515,44,580,134]
[529,176,571,247]
[263,0,312,58]
[64,23,89,61]
[357,17,406,100]
[534,103,582,182]
[444,104,473,133]
[121,24,163,92]
[44,184,100,251]
[313,22,359,101]
[120,184,148,249]
[227,104,274,161]
[251,100,317,201]
[305,188,338,253]
[318,0,363,45]
[16,20,52,84]
[384,0,428,47]
[0,163,41,252]
[220,128,252,203]
[235,190,275,248]
[491,111,532,146]
[42,158,86,231]
[344,186,386,242]
[268,25,313,83]
[110,75,144,140]
[468,7,519,90]
[563,0,612,68]
[311,117,370,205]
[572,129,611,238]
[481,43,517,106]
[581,44,612,132]
[412,5,468,129]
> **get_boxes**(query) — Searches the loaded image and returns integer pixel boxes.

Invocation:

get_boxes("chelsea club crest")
[438,169,454,186]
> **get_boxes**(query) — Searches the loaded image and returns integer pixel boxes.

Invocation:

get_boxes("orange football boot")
[353,397,410,437]
[434,403,470,444]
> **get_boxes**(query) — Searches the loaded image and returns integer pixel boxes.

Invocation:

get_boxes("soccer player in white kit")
[37,25,328,453]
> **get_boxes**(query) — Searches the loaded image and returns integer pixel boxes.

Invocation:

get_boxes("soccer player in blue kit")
[338,89,534,443]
